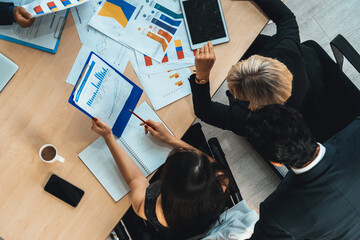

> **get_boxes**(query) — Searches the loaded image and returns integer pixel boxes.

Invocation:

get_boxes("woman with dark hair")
[91,118,229,239]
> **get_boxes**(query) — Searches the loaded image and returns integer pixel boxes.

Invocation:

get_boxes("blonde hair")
[227,55,293,111]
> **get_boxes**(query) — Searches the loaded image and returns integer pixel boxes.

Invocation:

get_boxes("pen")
[129,109,147,125]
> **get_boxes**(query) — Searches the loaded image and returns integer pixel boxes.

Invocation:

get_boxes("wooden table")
[0,1,268,239]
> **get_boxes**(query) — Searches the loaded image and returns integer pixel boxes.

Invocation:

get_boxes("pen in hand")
[129,109,147,125]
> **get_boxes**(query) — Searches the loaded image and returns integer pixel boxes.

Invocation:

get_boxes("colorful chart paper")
[47,1,58,11]
[134,24,195,75]
[138,68,192,110]
[89,0,183,62]
[34,5,44,14]
[23,0,89,17]
[98,0,136,28]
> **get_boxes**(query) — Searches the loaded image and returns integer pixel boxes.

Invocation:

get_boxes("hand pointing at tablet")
[195,41,216,83]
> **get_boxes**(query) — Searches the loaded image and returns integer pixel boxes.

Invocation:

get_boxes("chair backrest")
[301,39,360,143]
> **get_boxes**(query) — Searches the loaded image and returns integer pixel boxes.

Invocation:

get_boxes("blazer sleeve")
[254,0,300,45]
[0,2,14,25]
[189,74,248,135]
[248,207,295,240]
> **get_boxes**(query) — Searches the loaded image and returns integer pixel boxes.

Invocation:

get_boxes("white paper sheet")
[73,53,133,127]
[66,29,132,85]
[139,68,192,110]
[88,0,183,62]
[71,0,103,43]
[23,0,88,17]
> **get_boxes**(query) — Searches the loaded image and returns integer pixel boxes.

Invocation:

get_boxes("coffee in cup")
[39,144,65,163]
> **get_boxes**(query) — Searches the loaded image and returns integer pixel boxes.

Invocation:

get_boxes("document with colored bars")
[135,24,196,75]
[23,0,89,17]
[139,68,192,110]
[88,0,183,62]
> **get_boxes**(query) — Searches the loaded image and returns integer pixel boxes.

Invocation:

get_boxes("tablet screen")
[183,0,227,44]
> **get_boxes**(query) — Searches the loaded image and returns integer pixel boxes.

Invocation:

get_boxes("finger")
[195,48,200,58]
[145,125,157,136]
[145,119,157,128]
[204,43,210,55]
[19,7,32,19]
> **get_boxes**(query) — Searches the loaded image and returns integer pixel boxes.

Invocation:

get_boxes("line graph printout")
[138,68,192,110]
[89,0,183,62]
[135,24,195,75]
[23,0,88,17]
[73,54,133,127]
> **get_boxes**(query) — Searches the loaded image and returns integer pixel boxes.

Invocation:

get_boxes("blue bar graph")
[86,67,108,107]
[159,14,181,26]
[151,18,176,35]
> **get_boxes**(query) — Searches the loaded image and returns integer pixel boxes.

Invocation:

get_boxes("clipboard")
[0,10,68,54]
[69,51,143,137]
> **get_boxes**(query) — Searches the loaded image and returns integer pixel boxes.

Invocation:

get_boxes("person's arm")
[91,118,149,219]
[190,42,248,135]
[254,0,300,44]
[141,119,216,162]
[0,3,35,27]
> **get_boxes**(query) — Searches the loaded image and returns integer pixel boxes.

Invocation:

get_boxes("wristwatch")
[195,77,208,85]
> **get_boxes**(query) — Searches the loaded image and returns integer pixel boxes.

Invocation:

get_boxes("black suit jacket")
[0,2,14,25]
[190,0,324,136]
[249,117,360,239]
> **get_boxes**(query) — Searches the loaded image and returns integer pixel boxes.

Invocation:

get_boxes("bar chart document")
[0,0,68,53]
[135,25,195,75]
[23,0,89,17]
[139,68,192,110]
[69,52,143,137]
[88,0,183,62]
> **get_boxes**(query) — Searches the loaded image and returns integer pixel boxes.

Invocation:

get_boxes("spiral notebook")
[78,101,173,202]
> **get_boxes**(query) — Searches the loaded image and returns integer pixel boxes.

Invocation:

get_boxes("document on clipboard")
[69,52,143,137]
[0,0,67,54]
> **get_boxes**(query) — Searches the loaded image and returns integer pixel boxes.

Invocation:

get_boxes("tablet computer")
[179,0,230,50]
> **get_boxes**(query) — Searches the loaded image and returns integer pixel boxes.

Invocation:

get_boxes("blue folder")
[69,51,143,137]
[0,10,69,54]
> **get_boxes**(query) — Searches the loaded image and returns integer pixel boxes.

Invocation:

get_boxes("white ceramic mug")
[39,144,65,163]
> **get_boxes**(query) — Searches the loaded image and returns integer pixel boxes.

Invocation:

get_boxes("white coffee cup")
[39,144,65,163]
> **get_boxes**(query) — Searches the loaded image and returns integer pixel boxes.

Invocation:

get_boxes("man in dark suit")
[0,2,35,27]
[246,104,360,239]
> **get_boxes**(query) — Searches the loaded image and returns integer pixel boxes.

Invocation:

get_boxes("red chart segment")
[144,55,152,66]
[162,54,168,63]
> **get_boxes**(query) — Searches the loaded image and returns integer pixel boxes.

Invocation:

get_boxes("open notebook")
[78,101,173,202]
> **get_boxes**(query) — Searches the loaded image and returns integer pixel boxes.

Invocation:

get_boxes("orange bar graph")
[175,81,183,86]
[169,73,179,79]
[146,32,167,51]
[158,29,172,42]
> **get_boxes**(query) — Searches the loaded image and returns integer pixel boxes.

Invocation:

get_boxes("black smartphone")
[44,174,84,207]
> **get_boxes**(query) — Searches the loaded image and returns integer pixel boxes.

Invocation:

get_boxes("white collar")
[292,143,326,174]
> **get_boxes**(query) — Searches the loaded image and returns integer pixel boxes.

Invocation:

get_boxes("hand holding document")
[22,0,89,17]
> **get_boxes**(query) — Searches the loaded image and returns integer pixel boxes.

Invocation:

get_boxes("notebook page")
[78,137,130,202]
[120,102,173,174]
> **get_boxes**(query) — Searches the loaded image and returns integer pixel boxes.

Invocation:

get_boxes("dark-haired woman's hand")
[91,118,114,141]
[195,41,216,82]
[140,120,176,145]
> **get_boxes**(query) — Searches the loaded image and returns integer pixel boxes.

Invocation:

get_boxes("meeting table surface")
[0,0,268,239]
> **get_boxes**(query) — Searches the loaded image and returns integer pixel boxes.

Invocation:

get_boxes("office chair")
[264,34,360,180]
[111,123,243,240]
